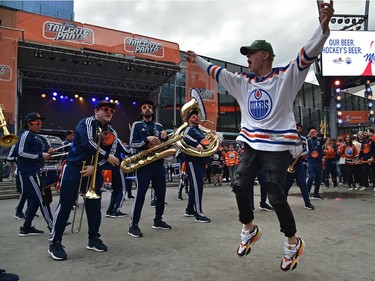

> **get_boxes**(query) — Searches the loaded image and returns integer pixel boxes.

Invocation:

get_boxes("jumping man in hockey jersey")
[185,0,334,271]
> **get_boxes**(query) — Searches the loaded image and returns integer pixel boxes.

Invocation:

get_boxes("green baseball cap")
[240,40,275,57]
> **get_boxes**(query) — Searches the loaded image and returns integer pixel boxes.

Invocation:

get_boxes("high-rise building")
[0,1,73,20]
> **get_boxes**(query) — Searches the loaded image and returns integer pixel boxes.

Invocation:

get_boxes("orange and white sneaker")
[280,237,305,271]
[237,225,262,257]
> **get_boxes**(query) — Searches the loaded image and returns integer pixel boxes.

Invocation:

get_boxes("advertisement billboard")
[339,110,369,126]
[17,11,181,64]
[321,31,375,77]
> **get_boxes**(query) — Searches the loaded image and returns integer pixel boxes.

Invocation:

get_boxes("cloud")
[74,0,374,70]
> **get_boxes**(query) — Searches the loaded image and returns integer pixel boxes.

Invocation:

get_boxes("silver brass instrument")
[0,104,18,147]
[120,88,219,173]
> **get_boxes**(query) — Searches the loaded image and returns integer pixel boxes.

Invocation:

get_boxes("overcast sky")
[74,0,374,83]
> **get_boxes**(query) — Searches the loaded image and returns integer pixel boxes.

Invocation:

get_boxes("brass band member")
[284,122,315,210]
[48,100,120,260]
[183,109,211,223]
[128,99,172,238]
[16,112,54,236]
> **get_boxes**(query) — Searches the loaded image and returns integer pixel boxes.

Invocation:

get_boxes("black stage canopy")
[17,42,181,99]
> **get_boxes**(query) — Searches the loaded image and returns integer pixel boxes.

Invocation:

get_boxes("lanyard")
[142,120,158,137]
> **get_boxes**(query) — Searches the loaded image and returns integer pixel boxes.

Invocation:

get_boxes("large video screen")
[321,31,374,77]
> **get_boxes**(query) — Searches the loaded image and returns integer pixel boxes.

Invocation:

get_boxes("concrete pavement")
[0,183,374,281]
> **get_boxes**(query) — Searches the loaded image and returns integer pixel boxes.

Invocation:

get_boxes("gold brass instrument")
[120,125,185,173]
[71,161,88,234]
[71,128,102,234]
[120,89,220,173]
[287,150,304,173]
[85,127,102,199]
[175,94,220,157]
[0,104,19,147]
[320,118,327,139]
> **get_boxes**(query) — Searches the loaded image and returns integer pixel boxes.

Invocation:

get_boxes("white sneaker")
[280,237,305,271]
[359,186,367,191]
[237,225,262,257]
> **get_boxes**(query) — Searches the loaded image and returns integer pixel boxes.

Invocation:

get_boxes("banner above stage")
[16,11,180,64]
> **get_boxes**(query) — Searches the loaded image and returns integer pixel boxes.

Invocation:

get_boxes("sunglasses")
[29,121,43,126]
[99,107,115,114]
[141,105,153,110]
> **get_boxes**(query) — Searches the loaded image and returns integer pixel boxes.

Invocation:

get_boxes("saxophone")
[120,124,186,173]
[120,90,220,173]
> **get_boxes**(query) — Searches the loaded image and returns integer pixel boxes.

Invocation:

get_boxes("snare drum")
[40,165,60,204]
[40,165,60,189]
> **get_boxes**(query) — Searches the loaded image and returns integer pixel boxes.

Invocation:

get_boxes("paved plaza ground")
[0,183,374,281]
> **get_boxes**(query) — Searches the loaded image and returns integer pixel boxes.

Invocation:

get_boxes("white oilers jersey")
[196,26,329,152]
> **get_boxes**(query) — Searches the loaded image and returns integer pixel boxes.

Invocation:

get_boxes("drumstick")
[54,143,72,151]
[50,152,69,158]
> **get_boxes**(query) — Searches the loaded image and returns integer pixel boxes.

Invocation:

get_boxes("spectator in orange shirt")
[337,134,359,190]
[322,137,338,188]
[225,143,240,186]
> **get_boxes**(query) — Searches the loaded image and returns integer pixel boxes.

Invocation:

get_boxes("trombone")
[0,104,18,147]
[71,161,88,234]
[71,128,102,234]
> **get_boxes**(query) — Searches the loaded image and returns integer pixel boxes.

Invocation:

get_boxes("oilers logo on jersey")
[248,89,272,120]
[345,147,353,156]
[213,154,220,160]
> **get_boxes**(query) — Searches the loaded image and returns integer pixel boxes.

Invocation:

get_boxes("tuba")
[175,90,220,157]
[120,89,220,173]
[0,104,18,147]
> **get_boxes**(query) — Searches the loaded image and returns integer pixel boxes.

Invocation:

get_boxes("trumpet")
[0,104,18,147]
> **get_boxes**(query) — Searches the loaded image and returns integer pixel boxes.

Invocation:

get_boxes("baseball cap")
[186,110,199,121]
[65,129,74,136]
[240,40,275,57]
[24,112,46,123]
[140,99,154,108]
[95,100,116,110]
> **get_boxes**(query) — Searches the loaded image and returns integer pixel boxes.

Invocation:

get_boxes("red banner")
[185,61,218,130]
[0,27,19,128]
[16,11,180,64]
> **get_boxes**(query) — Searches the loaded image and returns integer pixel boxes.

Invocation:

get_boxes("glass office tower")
[1,1,73,20]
